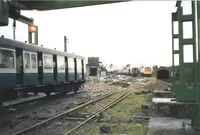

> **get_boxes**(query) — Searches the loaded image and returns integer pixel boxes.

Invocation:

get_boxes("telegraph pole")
[64,36,68,52]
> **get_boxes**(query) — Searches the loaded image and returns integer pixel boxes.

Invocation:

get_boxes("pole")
[28,24,32,44]
[13,19,16,40]
[35,26,38,45]
[0,101,2,129]
[191,0,200,130]
[64,36,68,52]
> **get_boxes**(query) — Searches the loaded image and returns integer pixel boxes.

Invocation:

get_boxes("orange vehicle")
[144,67,152,77]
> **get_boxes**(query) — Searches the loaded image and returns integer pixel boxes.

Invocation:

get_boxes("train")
[143,67,152,77]
[117,67,139,77]
[0,37,86,101]
[117,67,153,77]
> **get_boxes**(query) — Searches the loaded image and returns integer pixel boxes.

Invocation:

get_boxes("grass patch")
[72,122,148,135]
[72,93,151,135]
[144,76,156,81]
[110,123,147,135]
[103,93,151,119]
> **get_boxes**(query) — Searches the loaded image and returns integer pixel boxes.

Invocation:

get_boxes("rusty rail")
[12,91,117,135]
[64,92,131,135]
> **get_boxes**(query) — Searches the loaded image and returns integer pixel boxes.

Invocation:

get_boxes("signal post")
[28,24,38,45]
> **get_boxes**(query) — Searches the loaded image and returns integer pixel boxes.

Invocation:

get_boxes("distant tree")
[153,65,158,71]
[99,62,103,67]
[121,64,131,70]
[110,64,113,68]
[139,64,144,70]
[126,64,131,68]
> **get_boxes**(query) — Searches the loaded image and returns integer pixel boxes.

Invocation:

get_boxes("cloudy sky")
[1,1,192,68]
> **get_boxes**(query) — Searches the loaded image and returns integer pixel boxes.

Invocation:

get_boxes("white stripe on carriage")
[43,69,53,73]
[23,69,38,73]
[57,69,65,73]
[0,69,16,73]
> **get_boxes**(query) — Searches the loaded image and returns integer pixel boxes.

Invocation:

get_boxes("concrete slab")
[3,93,46,107]
[152,98,197,105]
[148,117,200,135]
[3,91,76,107]
[153,90,171,94]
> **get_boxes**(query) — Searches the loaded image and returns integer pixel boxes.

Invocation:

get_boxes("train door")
[37,52,43,84]
[16,48,23,85]
[65,57,68,81]
[74,58,77,80]
[53,55,57,82]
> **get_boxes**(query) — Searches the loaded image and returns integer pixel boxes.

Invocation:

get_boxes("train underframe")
[143,74,152,77]
[0,80,85,128]
[0,80,86,102]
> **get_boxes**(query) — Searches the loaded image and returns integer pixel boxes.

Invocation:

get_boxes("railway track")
[65,92,131,135]
[11,91,129,135]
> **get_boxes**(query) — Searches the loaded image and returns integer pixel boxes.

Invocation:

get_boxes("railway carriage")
[143,67,152,77]
[0,37,86,101]
[131,67,139,77]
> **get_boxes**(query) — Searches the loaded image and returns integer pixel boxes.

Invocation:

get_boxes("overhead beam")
[9,1,131,11]
[15,14,34,25]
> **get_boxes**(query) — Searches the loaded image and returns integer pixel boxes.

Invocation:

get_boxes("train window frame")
[23,51,38,72]
[0,47,16,73]
[145,67,151,72]
[57,55,65,73]
[43,54,53,72]
[31,53,37,69]
[24,52,31,69]
[76,58,83,78]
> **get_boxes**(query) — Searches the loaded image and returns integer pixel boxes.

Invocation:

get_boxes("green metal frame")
[172,0,200,130]
[172,1,198,102]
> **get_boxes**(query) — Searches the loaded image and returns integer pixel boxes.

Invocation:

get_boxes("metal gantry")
[172,0,200,130]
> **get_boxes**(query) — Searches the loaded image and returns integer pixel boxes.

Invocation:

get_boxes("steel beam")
[173,0,200,131]
[10,1,131,11]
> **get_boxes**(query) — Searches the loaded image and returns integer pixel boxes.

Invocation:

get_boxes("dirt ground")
[142,80,170,91]
[0,90,107,135]
[72,92,163,135]
[0,75,169,135]
[71,76,171,135]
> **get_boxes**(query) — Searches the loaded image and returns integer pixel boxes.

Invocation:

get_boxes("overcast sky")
[0,1,192,68]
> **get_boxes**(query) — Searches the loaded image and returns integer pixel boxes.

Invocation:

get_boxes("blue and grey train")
[0,37,86,101]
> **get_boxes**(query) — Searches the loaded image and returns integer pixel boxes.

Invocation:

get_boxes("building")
[86,57,100,77]
[99,67,107,76]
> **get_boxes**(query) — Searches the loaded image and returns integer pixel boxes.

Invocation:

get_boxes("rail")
[12,91,117,135]
[64,92,131,135]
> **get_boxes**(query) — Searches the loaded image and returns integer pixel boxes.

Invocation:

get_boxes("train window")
[0,49,14,69]
[68,57,74,72]
[145,67,151,72]
[57,56,65,70]
[77,59,82,73]
[44,55,53,69]
[31,54,37,69]
[24,53,31,69]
